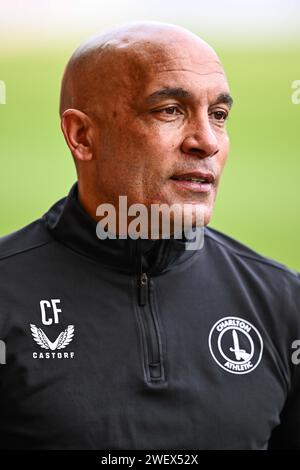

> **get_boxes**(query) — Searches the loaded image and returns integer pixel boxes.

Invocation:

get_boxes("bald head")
[59,21,221,117]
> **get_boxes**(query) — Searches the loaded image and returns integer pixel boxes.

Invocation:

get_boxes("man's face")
[90,37,232,227]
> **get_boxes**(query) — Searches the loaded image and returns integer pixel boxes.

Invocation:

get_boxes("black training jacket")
[0,182,300,450]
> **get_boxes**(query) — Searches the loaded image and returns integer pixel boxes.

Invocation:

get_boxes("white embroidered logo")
[30,324,75,351]
[208,316,263,375]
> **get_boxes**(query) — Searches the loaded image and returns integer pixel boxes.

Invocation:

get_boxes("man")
[0,21,299,450]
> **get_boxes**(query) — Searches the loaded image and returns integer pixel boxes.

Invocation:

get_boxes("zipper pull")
[138,272,148,306]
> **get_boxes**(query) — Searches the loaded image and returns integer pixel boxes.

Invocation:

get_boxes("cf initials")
[40,299,61,325]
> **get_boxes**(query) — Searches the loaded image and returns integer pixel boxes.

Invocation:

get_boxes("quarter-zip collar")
[43,182,201,275]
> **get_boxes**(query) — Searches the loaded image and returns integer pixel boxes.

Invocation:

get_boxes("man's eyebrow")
[145,87,194,104]
[212,93,234,108]
[145,88,234,109]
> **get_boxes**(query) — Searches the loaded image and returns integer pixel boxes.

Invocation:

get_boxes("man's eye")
[210,110,228,121]
[160,106,181,115]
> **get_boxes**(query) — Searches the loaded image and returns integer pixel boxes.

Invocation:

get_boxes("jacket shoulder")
[205,226,299,280]
[0,219,52,262]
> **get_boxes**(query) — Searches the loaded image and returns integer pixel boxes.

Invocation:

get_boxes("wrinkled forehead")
[108,38,223,77]
[71,36,229,116]
[99,39,227,99]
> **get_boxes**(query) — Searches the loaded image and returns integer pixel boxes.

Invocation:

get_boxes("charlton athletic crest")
[208,316,263,375]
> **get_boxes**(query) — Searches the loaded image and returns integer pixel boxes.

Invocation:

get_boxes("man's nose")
[181,116,219,159]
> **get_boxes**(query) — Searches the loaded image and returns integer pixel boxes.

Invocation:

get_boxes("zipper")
[136,241,165,383]
[139,272,148,307]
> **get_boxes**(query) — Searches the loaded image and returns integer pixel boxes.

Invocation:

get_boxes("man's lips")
[170,171,215,193]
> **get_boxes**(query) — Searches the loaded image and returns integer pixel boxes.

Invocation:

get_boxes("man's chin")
[202,206,213,227]
[95,193,213,240]
[155,202,211,240]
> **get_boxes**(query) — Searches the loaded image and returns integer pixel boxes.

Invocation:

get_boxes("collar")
[42,183,201,275]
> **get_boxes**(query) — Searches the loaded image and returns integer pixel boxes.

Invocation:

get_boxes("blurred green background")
[0,24,299,270]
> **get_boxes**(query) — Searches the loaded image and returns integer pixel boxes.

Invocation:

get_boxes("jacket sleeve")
[268,273,300,449]
[268,363,300,449]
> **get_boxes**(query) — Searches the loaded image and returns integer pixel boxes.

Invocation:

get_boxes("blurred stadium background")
[0,0,299,270]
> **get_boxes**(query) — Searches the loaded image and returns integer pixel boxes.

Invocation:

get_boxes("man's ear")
[60,109,94,162]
